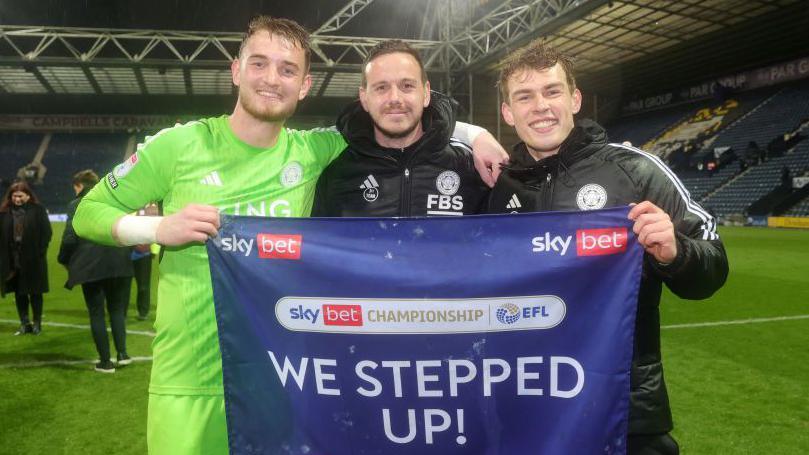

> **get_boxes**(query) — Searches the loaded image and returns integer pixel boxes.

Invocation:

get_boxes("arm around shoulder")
[452,123,508,187]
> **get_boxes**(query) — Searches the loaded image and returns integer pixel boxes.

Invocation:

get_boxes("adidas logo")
[360,175,379,190]
[360,175,380,202]
[506,194,522,210]
[200,171,223,187]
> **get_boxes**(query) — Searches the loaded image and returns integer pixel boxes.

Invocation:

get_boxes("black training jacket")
[312,92,489,217]
[488,119,729,435]
[57,188,133,289]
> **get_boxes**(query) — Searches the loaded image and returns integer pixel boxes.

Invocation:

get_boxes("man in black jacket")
[488,40,728,455]
[312,40,489,217]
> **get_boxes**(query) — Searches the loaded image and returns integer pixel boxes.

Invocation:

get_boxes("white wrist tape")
[114,215,162,246]
[452,121,487,146]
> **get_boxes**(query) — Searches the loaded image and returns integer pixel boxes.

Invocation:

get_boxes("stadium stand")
[606,88,777,183]
[647,89,776,159]
[706,80,809,156]
[784,193,809,216]
[700,140,809,217]
[605,102,700,147]
[39,133,129,213]
[606,78,809,220]
[0,133,43,182]
[676,162,743,202]
[666,89,791,207]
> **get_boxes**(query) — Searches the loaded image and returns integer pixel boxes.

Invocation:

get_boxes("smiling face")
[359,51,430,147]
[231,31,311,123]
[11,191,30,206]
[501,63,582,160]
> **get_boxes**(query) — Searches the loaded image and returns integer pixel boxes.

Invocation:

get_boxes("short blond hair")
[239,15,311,72]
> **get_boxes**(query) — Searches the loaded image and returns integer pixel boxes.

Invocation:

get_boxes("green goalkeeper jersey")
[74,115,346,395]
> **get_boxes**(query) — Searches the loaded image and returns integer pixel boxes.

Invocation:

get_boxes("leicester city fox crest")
[280,162,304,187]
[576,184,607,210]
[436,170,461,196]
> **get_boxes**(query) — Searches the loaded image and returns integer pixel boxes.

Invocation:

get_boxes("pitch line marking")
[0,356,153,369]
[4,314,809,334]
[662,314,809,329]
[0,318,155,337]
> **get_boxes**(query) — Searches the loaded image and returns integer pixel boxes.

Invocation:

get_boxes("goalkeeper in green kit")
[73,16,506,454]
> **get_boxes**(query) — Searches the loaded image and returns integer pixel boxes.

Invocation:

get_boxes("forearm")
[73,169,164,246]
[113,215,163,246]
[452,121,486,146]
[655,234,728,300]
[73,196,127,246]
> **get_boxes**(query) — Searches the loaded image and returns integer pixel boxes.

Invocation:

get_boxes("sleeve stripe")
[609,142,718,241]
[294,126,340,134]
[449,138,473,154]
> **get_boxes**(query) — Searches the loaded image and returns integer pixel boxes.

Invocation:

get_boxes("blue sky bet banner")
[208,207,643,455]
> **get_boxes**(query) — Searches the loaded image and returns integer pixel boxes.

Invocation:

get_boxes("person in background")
[58,170,133,373]
[0,181,52,335]
[130,203,158,321]
[781,165,792,188]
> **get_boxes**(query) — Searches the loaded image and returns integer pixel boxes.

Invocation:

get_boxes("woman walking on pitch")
[0,181,52,335]
[58,170,133,373]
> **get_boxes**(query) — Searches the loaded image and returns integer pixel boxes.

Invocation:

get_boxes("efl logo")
[576,228,627,256]
[257,234,302,259]
[323,304,363,326]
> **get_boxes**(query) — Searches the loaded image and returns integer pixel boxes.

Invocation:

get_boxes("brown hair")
[239,15,312,72]
[361,39,427,87]
[0,181,39,212]
[497,39,576,102]
[72,169,99,188]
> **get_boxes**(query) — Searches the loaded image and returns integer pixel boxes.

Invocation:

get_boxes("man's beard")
[239,88,297,122]
[374,117,421,140]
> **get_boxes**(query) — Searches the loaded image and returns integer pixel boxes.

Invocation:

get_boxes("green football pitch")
[0,224,807,454]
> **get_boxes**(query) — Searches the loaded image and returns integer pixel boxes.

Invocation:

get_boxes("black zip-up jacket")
[57,187,133,289]
[488,119,729,435]
[312,92,489,217]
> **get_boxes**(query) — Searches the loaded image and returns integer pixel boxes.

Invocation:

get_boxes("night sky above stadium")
[0,0,434,37]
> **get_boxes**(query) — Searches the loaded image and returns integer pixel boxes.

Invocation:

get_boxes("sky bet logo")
[576,228,627,256]
[220,233,302,259]
[323,304,363,326]
[289,305,320,324]
[257,234,302,259]
[220,235,254,256]
[531,233,572,255]
[532,227,627,256]
[289,304,363,326]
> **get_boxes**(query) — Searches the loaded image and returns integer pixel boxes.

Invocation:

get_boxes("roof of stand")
[0,0,804,98]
